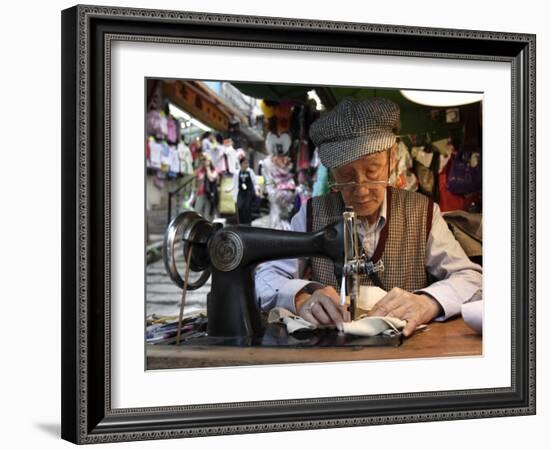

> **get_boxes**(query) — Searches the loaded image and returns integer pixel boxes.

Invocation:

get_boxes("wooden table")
[146,317,481,369]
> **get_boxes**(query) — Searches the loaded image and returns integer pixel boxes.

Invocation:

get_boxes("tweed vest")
[307,187,433,292]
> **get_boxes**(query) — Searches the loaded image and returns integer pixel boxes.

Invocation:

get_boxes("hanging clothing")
[166,116,178,144]
[158,112,169,139]
[438,154,468,212]
[296,140,310,171]
[146,110,164,139]
[160,141,171,173]
[261,155,296,230]
[205,142,226,174]
[223,144,240,174]
[177,142,194,175]
[265,132,291,156]
[389,141,418,191]
[168,145,180,174]
[148,139,162,169]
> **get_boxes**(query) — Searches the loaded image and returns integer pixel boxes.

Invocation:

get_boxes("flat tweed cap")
[310,97,400,169]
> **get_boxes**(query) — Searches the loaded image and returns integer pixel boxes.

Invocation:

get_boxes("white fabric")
[432,138,454,156]
[224,144,240,174]
[356,194,387,259]
[177,142,194,175]
[462,301,483,334]
[267,307,316,334]
[342,316,406,337]
[148,140,162,169]
[265,131,291,156]
[160,143,171,167]
[461,290,483,334]
[169,145,180,173]
[267,307,405,337]
[414,147,434,167]
[209,145,226,173]
[347,286,388,311]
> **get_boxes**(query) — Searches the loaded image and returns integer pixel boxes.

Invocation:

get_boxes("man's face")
[331,147,395,220]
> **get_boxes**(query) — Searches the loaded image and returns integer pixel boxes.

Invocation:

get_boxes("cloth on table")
[267,306,406,337]
[460,289,483,334]
[267,307,316,334]
[342,315,406,337]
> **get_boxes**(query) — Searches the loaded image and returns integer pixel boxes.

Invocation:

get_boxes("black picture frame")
[61,4,536,444]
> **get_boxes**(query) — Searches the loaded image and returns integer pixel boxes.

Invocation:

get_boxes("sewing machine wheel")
[163,211,218,290]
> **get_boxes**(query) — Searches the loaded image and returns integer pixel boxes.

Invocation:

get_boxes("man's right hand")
[295,286,350,331]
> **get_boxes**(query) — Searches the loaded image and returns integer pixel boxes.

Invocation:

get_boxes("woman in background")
[194,153,218,221]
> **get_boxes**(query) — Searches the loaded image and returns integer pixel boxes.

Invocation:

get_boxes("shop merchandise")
[389,141,418,191]
[296,140,310,171]
[312,163,330,197]
[166,115,178,144]
[222,139,240,174]
[446,145,482,195]
[146,109,164,139]
[204,141,226,174]
[177,141,194,175]
[160,141,171,173]
[438,157,468,212]
[147,138,162,169]
[158,111,169,138]
[265,131,291,157]
[262,155,296,230]
[168,145,180,176]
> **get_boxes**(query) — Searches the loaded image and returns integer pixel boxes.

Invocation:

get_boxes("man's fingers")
[310,302,333,326]
[370,297,404,317]
[402,317,421,337]
[301,310,320,327]
[369,288,402,315]
[318,297,345,331]
[320,286,340,303]
[385,305,409,321]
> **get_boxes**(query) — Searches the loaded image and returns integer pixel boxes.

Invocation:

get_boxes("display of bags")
[218,175,236,215]
[446,146,482,195]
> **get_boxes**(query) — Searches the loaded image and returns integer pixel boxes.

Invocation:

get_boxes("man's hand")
[295,286,350,331]
[368,288,443,337]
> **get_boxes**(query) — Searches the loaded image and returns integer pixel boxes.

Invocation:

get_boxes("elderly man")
[255,97,482,337]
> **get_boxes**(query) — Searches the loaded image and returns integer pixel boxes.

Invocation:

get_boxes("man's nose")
[354,182,370,195]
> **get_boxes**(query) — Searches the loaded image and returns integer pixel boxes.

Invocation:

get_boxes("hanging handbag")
[446,145,482,195]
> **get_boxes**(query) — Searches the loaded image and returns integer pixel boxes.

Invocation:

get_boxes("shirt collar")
[358,190,387,234]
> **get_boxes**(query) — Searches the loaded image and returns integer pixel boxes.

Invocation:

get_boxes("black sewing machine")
[162,210,400,347]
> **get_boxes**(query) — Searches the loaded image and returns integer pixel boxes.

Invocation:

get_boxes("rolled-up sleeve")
[415,203,483,321]
[255,202,323,313]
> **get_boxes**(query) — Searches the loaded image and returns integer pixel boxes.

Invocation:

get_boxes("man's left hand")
[368,288,442,337]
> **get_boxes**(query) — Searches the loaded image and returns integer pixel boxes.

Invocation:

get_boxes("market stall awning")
[161,80,248,131]
[231,83,416,110]
[231,83,466,139]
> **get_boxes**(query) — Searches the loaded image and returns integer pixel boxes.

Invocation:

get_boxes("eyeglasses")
[328,179,389,192]
[329,147,393,192]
